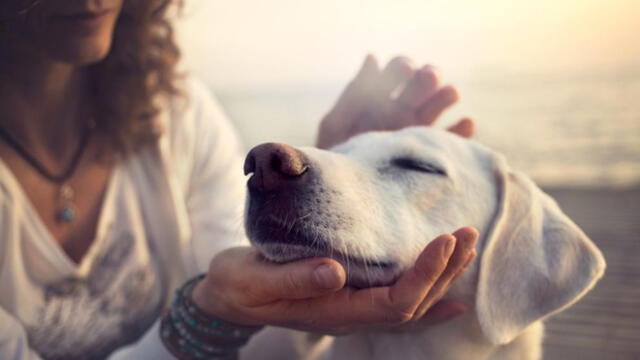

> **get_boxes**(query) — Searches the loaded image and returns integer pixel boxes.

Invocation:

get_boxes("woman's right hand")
[191,227,477,335]
[316,55,475,150]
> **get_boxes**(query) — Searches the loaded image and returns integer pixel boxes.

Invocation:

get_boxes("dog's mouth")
[248,215,399,288]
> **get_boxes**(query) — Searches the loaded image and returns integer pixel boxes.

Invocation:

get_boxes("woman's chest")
[0,142,114,263]
[0,183,168,359]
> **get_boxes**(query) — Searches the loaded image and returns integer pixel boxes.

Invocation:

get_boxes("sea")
[212,66,640,189]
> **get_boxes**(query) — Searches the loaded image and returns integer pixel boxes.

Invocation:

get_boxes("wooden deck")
[541,187,640,360]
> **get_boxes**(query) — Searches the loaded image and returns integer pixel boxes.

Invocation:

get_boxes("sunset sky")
[177,0,640,88]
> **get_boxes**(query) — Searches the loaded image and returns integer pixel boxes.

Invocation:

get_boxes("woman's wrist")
[191,276,228,320]
[191,273,265,327]
[160,275,264,360]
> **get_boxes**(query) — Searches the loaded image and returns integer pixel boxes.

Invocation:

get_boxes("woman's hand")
[316,55,475,149]
[192,227,477,335]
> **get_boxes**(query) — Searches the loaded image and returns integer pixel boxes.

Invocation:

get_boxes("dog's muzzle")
[243,143,398,287]
[244,142,310,192]
[243,142,320,249]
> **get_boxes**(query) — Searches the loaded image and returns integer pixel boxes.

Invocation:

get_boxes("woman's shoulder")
[155,76,245,194]
[158,77,241,156]
[161,77,237,147]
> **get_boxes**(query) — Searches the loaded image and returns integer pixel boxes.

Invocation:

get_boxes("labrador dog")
[242,127,606,360]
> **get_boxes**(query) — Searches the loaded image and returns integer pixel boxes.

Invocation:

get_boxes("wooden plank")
[541,187,640,359]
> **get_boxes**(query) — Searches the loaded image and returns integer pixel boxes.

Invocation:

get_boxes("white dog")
[241,127,606,360]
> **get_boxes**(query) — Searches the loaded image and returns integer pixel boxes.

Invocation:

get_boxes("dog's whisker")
[297,212,313,222]
[361,254,376,304]
[329,235,334,262]
[341,242,351,287]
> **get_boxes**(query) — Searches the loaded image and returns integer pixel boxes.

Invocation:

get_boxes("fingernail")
[314,264,341,289]
[465,227,479,243]
[443,236,456,258]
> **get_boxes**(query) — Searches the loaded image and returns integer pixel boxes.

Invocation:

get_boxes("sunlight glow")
[177,0,639,87]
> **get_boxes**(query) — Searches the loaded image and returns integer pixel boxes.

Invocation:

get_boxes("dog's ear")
[475,155,606,345]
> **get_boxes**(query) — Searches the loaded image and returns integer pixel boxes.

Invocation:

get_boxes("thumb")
[255,257,346,300]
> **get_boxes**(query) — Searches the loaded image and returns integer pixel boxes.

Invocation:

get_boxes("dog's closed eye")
[391,157,447,176]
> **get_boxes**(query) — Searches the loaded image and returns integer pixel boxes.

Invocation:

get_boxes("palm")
[317,55,474,149]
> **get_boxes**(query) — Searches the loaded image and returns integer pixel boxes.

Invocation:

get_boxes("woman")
[0,0,478,359]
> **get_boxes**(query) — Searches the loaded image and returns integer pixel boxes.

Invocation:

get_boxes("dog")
[241,127,606,360]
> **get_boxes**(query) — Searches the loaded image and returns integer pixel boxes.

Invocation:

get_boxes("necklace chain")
[0,124,92,184]
[0,123,94,222]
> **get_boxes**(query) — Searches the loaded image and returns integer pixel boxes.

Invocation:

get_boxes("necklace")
[0,122,93,223]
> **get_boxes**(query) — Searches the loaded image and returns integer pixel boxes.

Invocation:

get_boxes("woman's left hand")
[316,55,475,149]
[192,227,478,335]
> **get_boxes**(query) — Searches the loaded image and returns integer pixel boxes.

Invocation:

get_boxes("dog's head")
[244,126,605,344]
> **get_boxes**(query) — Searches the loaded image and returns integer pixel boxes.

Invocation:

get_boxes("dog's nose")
[244,142,310,192]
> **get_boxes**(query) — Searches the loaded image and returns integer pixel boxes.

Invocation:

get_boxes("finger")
[415,85,459,126]
[449,249,477,285]
[447,117,475,138]
[394,65,440,109]
[418,300,467,326]
[248,255,346,301]
[386,234,456,319]
[330,54,380,116]
[357,54,380,79]
[344,54,380,97]
[377,56,415,97]
[413,227,478,318]
[430,227,478,284]
[359,235,455,324]
[274,234,458,329]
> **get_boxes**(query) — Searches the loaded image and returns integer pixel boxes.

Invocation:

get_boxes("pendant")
[58,206,76,222]
[57,184,77,223]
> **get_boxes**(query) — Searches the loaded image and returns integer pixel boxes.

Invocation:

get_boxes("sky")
[173,0,640,187]
[176,0,640,88]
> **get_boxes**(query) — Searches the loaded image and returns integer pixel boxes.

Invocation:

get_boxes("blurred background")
[175,0,639,358]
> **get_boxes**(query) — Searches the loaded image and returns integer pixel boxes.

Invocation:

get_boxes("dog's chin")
[252,242,399,289]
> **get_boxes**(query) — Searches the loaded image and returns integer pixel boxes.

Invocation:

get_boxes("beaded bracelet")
[160,274,264,360]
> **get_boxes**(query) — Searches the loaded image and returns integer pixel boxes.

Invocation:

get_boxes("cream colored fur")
[242,127,606,360]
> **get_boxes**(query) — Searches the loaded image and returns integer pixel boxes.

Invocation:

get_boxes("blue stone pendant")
[58,207,76,222]
[57,184,76,223]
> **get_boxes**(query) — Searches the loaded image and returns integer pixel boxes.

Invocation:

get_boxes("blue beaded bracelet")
[160,274,264,359]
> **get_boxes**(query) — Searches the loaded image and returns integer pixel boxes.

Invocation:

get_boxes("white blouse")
[0,79,249,359]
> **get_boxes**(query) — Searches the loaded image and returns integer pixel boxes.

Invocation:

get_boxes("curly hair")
[1,0,183,157]
[92,0,183,156]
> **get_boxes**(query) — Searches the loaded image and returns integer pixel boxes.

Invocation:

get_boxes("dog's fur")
[243,127,606,360]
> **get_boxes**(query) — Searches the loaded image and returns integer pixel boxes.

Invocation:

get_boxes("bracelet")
[160,274,264,359]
